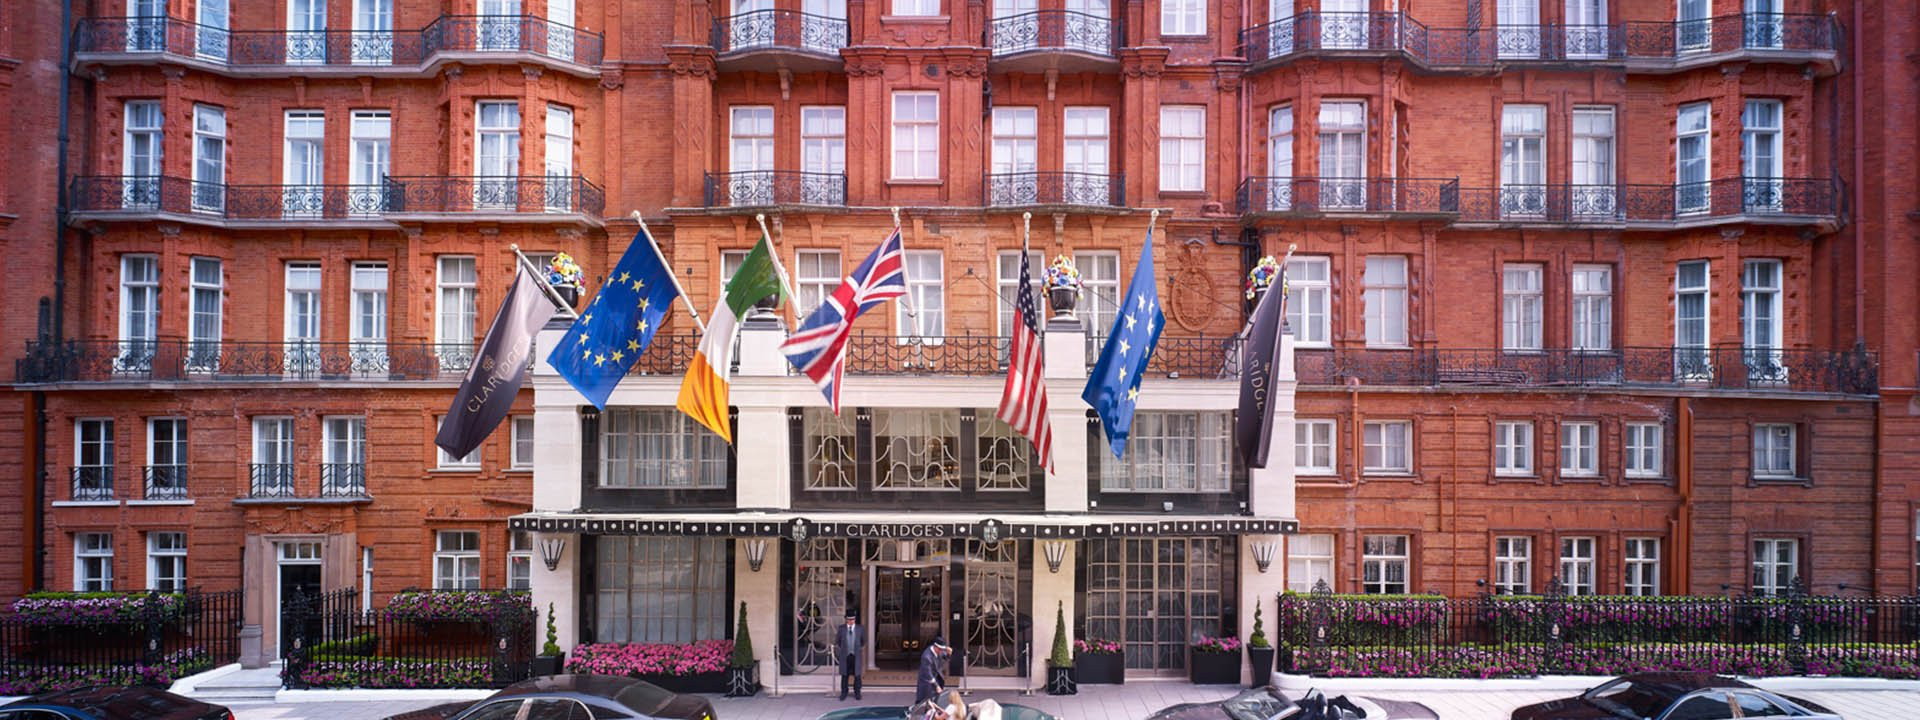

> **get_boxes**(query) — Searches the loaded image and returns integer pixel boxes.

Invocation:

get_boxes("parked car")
[1510,672,1842,720]
[1147,687,1438,720]
[818,701,1058,720]
[383,674,717,720]
[0,685,233,720]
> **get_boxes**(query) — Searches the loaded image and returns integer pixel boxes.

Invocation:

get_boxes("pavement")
[223,682,1920,720]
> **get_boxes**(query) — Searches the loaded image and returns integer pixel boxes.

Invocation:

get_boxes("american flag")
[996,250,1053,472]
[780,230,908,414]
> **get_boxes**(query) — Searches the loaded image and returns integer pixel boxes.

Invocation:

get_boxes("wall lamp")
[1043,540,1068,574]
[539,535,567,572]
[746,538,768,573]
[1250,539,1278,574]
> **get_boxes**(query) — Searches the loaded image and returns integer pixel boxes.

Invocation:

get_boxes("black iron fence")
[987,10,1123,57]
[843,334,1008,376]
[703,170,847,208]
[985,171,1125,208]
[69,466,114,502]
[1293,346,1878,395]
[281,587,536,689]
[17,339,482,384]
[1235,177,1460,216]
[1240,11,1838,67]
[0,589,243,694]
[384,175,605,217]
[142,465,188,500]
[1278,582,1920,678]
[1622,13,1840,59]
[711,9,848,56]
[1456,178,1838,224]
[73,14,604,67]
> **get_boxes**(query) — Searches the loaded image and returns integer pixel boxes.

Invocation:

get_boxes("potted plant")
[1045,600,1076,695]
[726,602,759,696]
[1246,602,1275,687]
[1072,638,1124,684]
[1245,255,1282,303]
[1043,255,1082,319]
[546,252,585,307]
[533,602,565,676]
[1189,635,1243,685]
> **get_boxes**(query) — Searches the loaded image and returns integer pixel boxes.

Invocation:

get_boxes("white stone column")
[1029,539,1078,689]
[1044,318,1089,513]
[736,315,792,509]
[1250,334,1297,519]
[531,318,584,651]
[1239,535,1286,685]
[734,539,781,690]
[532,533,582,653]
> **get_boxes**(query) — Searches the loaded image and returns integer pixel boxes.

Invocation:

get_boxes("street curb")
[1274,672,1920,694]
[276,689,495,703]
[169,663,247,695]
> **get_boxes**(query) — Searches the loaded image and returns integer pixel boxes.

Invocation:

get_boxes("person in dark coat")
[913,636,952,706]
[835,611,865,700]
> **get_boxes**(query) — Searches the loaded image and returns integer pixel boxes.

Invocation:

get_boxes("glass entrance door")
[873,566,945,670]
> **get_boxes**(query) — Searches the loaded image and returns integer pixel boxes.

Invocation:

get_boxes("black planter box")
[724,664,760,697]
[1073,652,1124,684]
[1246,647,1275,687]
[1189,650,1241,685]
[532,653,565,677]
[1045,665,1077,695]
[628,670,728,694]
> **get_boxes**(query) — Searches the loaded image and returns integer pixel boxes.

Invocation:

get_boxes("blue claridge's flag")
[1082,222,1165,459]
[548,227,683,409]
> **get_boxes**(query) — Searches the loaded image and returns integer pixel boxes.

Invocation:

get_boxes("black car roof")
[491,674,657,700]
[13,686,220,720]
[1619,672,1754,690]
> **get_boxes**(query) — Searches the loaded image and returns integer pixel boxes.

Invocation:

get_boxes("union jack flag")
[996,250,1053,473]
[780,229,908,413]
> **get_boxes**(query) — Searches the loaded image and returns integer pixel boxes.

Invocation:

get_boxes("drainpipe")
[39,0,78,593]
[1848,6,1863,346]
[1675,398,1693,594]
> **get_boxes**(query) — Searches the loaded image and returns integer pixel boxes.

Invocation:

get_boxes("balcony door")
[1570,107,1616,218]
[196,0,229,62]
[1317,101,1366,209]
[323,417,366,496]
[477,0,522,51]
[548,0,576,60]
[1745,0,1782,49]
[1063,107,1110,205]
[475,101,521,210]
[1064,0,1110,53]
[544,105,575,212]
[1321,0,1367,50]
[729,106,774,205]
[350,263,389,372]
[802,0,848,51]
[732,0,774,49]
[123,101,163,209]
[1267,0,1294,56]
[990,107,1038,205]
[352,0,394,64]
[288,0,327,64]
[1498,0,1540,59]
[129,0,166,52]
[192,106,227,213]
[1675,103,1710,215]
[1500,106,1547,217]
[1741,100,1783,212]
[1677,0,1711,54]
[282,111,325,218]
[349,111,390,214]
[285,264,322,375]
[1266,105,1293,211]
[1564,0,1607,58]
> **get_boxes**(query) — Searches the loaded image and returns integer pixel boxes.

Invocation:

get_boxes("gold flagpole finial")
[891,206,902,228]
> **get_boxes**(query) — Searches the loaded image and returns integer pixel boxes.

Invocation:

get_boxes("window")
[351,263,388,355]
[1560,422,1599,477]
[1742,100,1784,210]
[599,408,728,488]
[75,419,115,501]
[283,111,324,217]
[1496,0,1541,58]
[1264,105,1294,210]
[729,105,774,184]
[1625,423,1664,478]
[288,0,327,62]
[872,409,963,491]
[349,111,391,213]
[1494,537,1531,595]
[507,531,531,590]
[437,256,477,367]
[1075,251,1121,342]
[1675,261,1711,379]
[148,532,186,592]
[1752,423,1797,479]
[123,100,163,208]
[1559,537,1596,596]
[800,106,846,178]
[75,533,114,591]
[1624,537,1660,596]
[322,417,365,496]
[1158,106,1205,192]
[147,418,187,499]
[1500,105,1547,216]
[1286,256,1330,346]
[511,417,535,469]
[1160,0,1205,36]
[1494,421,1534,476]
[283,263,321,373]
[1502,264,1543,351]
[362,547,374,613]
[475,101,520,209]
[129,0,166,51]
[187,257,222,369]
[891,92,940,180]
[1571,265,1612,351]
[433,531,481,590]
[795,250,842,318]
[996,250,1043,337]
[543,104,575,211]
[1096,412,1232,492]
[1741,259,1783,377]
[990,107,1037,176]
[1062,107,1111,203]
[897,251,944,337]
[437,417,481,469]
[1294,419,1336,476]
[1361,535,1409,594]
[1751,538,1799,595]
[1287,534,1334,592]
[192,105,226,212]
[1318,101,1366,208]
[1363,256,1408,347]
[595,537,730,643]
[1363,420,1411,474]
[120,255,159,363]
[894,0,938,15]
[1571,107,1616,217]
[1676,102,1711,214]
[252,417,295,496]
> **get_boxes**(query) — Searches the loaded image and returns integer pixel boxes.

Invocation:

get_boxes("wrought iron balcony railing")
[626,333,699,376]
[1433,178,1838,225]
[70,176,393,219]
[1235,176,1460,216]
[986,171,1125,208]
[711,9,848,57]
[73,14,603,68]
[702,170,847,208]
[1623,13,1839,60]
[383,176,604,217]
[16,339,483,383]
[320,463,368,498]
[987,10,1123,58]
[71,466,114,502]
[843,334,1008,376]
[1293,346,1877,395]
[249,464,297,499]
[142,465,188,500]
[1241,11,1416,64]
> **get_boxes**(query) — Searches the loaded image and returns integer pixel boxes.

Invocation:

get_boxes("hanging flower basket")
[1044,255,1083,319]
[546,253,585,308]
[1245,255,1282,301]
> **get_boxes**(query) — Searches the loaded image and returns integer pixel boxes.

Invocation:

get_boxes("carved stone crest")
[1166,238,1218,332]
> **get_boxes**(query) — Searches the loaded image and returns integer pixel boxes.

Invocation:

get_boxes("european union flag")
[1083,223,1165,458]
[548,227,683,409]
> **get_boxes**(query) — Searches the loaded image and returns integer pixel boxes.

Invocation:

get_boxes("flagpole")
[508,244,580,319]
[753,212,800,304]
[891,206,920,320]
[629,211,707,333]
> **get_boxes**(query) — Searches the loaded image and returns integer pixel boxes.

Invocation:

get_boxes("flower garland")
[1245,255,1283,300]
[547,252,585,288]
[1044,255,1082,290]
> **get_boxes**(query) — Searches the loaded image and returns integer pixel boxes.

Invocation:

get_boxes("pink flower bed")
[565,640,734,677]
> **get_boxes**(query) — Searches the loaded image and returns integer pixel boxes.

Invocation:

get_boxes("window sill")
[1363,345,1414,351]
[51,500,121,507]
[127,499,196,506]
[887,179,945,186]
[881,14,949,23]
[433,467,483,473]
[506,466,533,473]
[1157,190,1207,198]
[1556,473,1604,483]
[1623,474,1673,485]
[1750,475,1812,487]
[1493,472,1537,480]
[1296,470,1339,478]
[1360,472,1416,481]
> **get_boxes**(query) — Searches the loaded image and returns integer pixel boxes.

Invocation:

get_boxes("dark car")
[1148,687,1438,720]
[1509,673,1842,720]
[0,685,233,720]
[383,675,717,720]
[817,703,1058,720]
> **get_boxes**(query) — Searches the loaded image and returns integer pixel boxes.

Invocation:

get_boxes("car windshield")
[1585,678,1682,719]
[613,683,675,715]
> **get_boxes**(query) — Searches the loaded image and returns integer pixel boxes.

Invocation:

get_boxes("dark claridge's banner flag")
[1236,273,1288,469]
[436,268,557,458]
[549,226,684,409]
[1082,222,1165,459]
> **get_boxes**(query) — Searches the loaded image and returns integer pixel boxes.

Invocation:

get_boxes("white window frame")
[1502,264,1544,351]
[794,249,843,320]
[1752,423,1797,479]
[192,105,227,212]
[1676,102,1711,214]
[1286,256,1330,346]
[1751,538,1799,596]
[1318,101,1367,208]
[251,417,295,496]
[800,106,847,177]
[75,533,115,592]
[990,106,1038,175]
[1624,537,1661,596]
[75,418,115,501]
[123,100,163,209]
[1741,259,1784,366]
[1160,0,1205,36]
[508,531,532,590]
[1265,104,1294,211]
[1158,105,1206,192]
[893,0,939,16]
[1571,264,1612,352]
[1571,106,1617,217]
[1062,106,1111,184]
[147,531,187,592]
[1493,536,1531,595]
[1494,420,1534,477]
[1500,105,1548,217]
[897,250,944,339]
[437,256,477,348]
[188,257,222,370]
[433,530,482,590]
[1560,421,1599,477]
[1741,99,1783,181]
[350,262,389,357]
[1559,537,1596,596]
[995,250,1043,337]
[119,254,160,352]
[437,416,482,469]
[1286,534,1334,593]
[1075,250,1121,343]
[1294,418,1336,476]
[1361,534,1410,594]
[729,105,774,176]
[1625,422,1664,478]
[282,110,325,218]
[511,416,535,470]
[146,417,188,488]
[475,100,521,210]
[543,103,575,211]
[349,110,391,214]
[1363,255,1408,348]
[891,92,940,180]
[1362,420,1411,474]
[1675,260,1711,379]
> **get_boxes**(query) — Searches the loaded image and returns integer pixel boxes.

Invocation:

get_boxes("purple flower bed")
[285,657,492,689]
[1277,593,1450,644]
[381,590,532,624]
[8,592,184,627]
[0,648,209,694]
[1074,638,1122,655]
[1295,644,1920,679]
[566,640,734,677]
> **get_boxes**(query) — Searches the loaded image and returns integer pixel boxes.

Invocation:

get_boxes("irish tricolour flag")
[676,233,786,443]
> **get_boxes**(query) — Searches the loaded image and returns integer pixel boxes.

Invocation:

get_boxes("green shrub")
[730,602,754,668]
[1049,601,1071,668]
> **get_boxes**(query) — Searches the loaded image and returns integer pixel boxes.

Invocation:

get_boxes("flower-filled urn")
[1043,255,1083,319]
[546,252,586,307]
[1245,255,1283,302]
